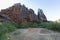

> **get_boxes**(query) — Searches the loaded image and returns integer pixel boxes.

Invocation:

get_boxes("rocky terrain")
[8,28,60,40]
[0,3,47,23]
[0,3,60,40]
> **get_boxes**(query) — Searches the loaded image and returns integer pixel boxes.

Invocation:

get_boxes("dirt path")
[8,28,60,40]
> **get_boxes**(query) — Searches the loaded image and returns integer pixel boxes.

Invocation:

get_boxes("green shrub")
[0,21,16,40]
[30,23,39,28]
[18,21,60,32]
[18,22,40,28]
[39,22,47,28]
[18,22,31,28]
[0,34,8,40]
[40,22,60,32]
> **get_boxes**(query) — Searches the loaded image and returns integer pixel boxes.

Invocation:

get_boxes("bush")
[18,22,40,28]
[18,22,60,32]
[0,21,16,40]
[39,22,60,32]
[50,22,60,32]
[17,22,31,28]
[0,34,8,40]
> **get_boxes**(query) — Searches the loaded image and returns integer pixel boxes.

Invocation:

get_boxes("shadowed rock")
[38,9,47,22]
[0,13,11,22]
[28,9,39,22]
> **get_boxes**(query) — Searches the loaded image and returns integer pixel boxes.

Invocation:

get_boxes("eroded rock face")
[28,9,39,22]
[38,9,47,22]
[0,3,47,23]
[0,13,11,22]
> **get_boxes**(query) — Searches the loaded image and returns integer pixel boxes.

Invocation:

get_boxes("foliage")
[0,21,16,40]
[17,22,31,28]
[38,22,60,32]
[0,34,8,40]
[0,21,60,40]
[18,22,60,32]
[45,22,60,32]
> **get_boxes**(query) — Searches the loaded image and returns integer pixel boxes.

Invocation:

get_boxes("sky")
[0,0,60,21]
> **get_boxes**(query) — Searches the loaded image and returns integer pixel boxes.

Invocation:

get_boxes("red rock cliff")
[0,3,47,24]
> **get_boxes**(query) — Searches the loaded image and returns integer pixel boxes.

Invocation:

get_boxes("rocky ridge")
[0,3,47,23]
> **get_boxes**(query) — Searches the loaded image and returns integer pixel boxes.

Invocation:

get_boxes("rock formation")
[28,9,39,22]
[37,9,47,22]
[0,3,47,24]
[0,12,11,22]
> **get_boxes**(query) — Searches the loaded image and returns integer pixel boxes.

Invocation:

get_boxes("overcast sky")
[0,0,60,21]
